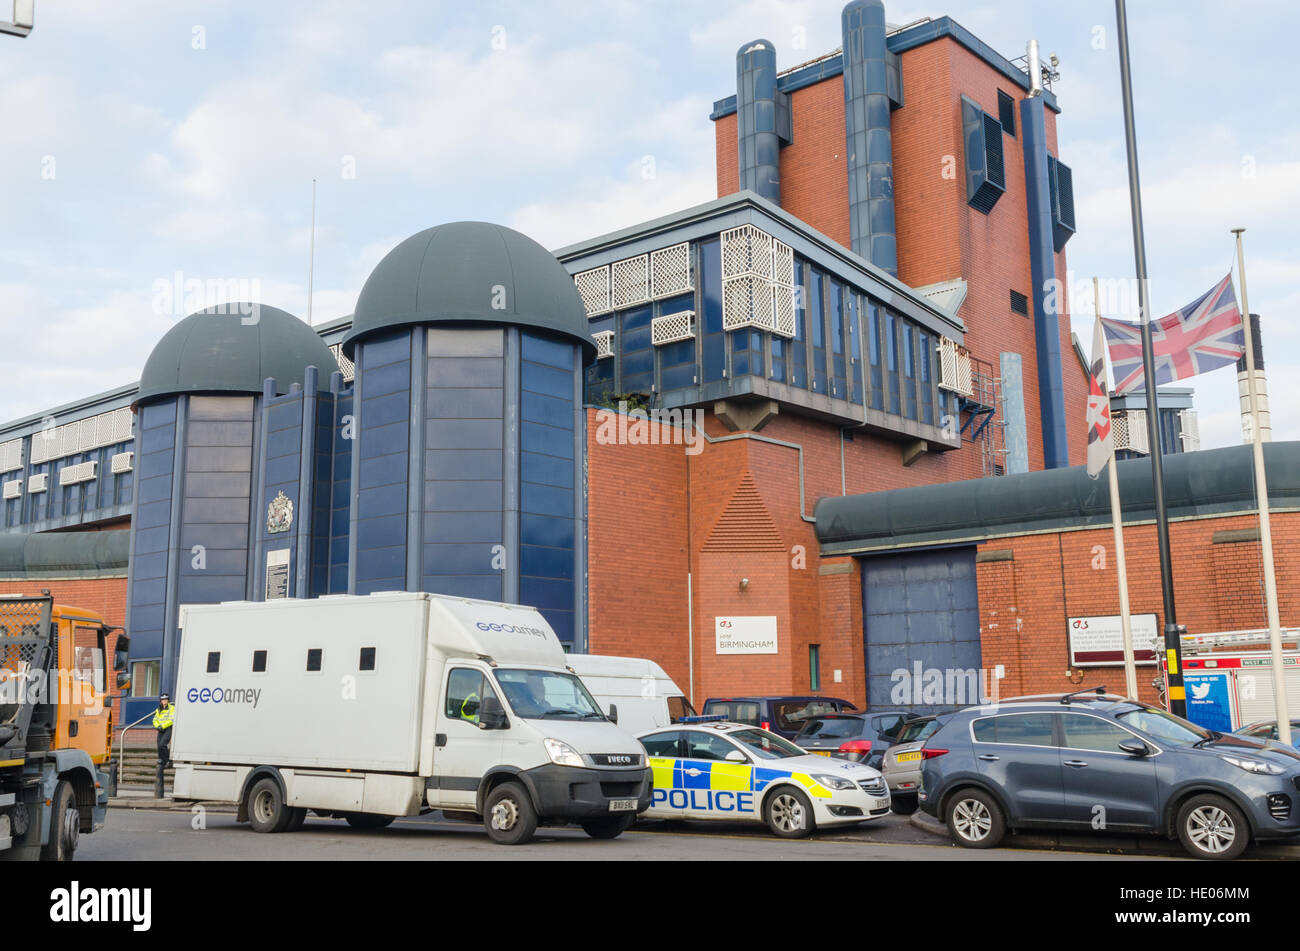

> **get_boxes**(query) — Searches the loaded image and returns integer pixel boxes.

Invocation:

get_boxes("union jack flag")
[1100,273,1245,395]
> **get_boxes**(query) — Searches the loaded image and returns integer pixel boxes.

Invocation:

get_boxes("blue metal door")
[861,547,981,712]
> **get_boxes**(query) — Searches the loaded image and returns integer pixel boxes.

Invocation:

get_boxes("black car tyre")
[343,812,395,829]
[483,782,539,845]
[765,786,815,838]
[945,788,1005,849]
[1176,794,1249,861]
[580,813,636,839]
[284,807,307,831]
[890,792,919,815]
[246,777,293,833]
[40,781,80,862]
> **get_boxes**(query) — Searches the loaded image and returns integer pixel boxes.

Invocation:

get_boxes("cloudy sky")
[1,0,1295,447]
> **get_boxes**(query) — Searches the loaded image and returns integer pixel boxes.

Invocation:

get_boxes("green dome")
[342,222,594,359]
[138,304,338,404]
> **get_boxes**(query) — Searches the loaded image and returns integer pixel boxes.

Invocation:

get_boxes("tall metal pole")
[1096,278,1138,700]
[307,178,317,325]
[1232,228,1291,746]
[1114,0,1184,715]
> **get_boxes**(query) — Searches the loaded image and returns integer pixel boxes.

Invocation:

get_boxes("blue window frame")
[902,323,918,421]
[790,262,808,389]
[619,305,654,395]
[829,280,846,399]
[700,239,725,384]
[886,310,901,415]
[918,330,935,426]
[808,267,827,394]
[848,293,864,405]
[867,300,884,412]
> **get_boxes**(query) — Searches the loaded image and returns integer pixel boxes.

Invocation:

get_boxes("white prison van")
[171,592,652,844]
[567,654,696,735]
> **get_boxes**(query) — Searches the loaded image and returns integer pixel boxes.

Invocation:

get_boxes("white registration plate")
[608,798,638,812]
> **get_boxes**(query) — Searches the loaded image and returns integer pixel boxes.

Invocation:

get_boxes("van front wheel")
[484,782,538,845]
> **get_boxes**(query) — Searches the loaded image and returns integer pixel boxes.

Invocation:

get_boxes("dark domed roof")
[342,222,594,360]
[138,304,338,404]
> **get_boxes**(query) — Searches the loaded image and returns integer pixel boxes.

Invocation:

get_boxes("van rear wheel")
[580,814,636,839]
[344,812,395,830]
[247,778,292,833]
[484,781,538,845]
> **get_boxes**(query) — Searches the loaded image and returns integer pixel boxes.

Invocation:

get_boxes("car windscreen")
[775,700,843,732]
[704,701,760,725]
[795,716,864,740]
[729,728,806,759]
[494,668,605,721]
[897,718,940,743]
[1116,706,1211,746]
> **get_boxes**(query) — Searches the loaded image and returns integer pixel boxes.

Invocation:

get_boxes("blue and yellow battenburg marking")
[648,757,833,814]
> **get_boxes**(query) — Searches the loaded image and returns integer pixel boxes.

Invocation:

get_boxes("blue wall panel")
[353,331,410,594]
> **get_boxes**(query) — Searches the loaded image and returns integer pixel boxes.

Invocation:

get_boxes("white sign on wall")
[715,616,778,655]
[1068,613,1159,667]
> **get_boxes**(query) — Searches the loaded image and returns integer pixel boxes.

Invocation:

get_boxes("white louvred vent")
[1179,408,1200,452]
[58,460,98,486]
[721,225,774,280]
[0,438,22,474]
[723,275,775,333]
[110,451,134,474]
[2,479,20,500]
[574,266,611,317]
[593,330,615,359]
[1112,410,1149,454]
[328,343,355,383]
[29,407,133,465]
[28,473,48,494]
[936,337,974,397]
[772,284,796,338]
[771,239,794,287]
[651,311,696,346]
[610,255,650,309]
[650,243,692,299]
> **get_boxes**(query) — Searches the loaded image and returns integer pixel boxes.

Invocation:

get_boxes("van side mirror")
[116,672,132,690]
[1118,738,1150,756]
[607,703,618,725]
[479,695,508,730]
[114,647,129,672]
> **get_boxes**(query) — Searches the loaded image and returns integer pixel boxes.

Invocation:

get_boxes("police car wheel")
[765,787,814,838]
[1176,794,1248,861]
[945,788,1005,849]
[40,781,79,861]
[247,778,293,833]
[484,782,538,845]
[580,814,636,839]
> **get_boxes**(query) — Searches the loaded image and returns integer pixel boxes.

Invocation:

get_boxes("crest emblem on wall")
[267,490,294,534]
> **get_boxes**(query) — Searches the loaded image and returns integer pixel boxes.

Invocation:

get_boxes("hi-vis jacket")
[152,705,175,730]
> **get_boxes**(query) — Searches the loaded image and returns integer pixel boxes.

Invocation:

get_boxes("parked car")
[793,710,921,768]
[637,720,891,837]
[700,696,858,740]
[1235,719,1300,749]
[918,689,1300,860]
[881,714,950,811]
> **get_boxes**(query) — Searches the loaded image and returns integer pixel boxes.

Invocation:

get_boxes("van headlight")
[812,773,857,791]
[544,737,585,768]
[1220,754,1284,776]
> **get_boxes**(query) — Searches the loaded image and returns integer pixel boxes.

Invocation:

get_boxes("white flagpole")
[1232,228,1290,746]
[1096,277,1138,700]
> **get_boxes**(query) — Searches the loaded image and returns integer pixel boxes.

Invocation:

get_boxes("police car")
[636,720,891,837]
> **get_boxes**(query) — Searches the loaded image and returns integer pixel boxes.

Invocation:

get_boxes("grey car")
[880,714,949,811]
[918,689,1300,860]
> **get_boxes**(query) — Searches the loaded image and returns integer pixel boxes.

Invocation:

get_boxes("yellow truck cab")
[0,594,128,861]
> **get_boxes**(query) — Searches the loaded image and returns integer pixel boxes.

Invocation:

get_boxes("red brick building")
[572,6,1288,718]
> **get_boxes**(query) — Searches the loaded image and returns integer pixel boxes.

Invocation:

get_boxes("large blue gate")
[861,547,982,712]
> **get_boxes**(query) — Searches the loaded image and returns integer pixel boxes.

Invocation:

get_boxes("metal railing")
[115,709,156,789]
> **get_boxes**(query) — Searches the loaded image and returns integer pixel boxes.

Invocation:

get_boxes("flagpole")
[1096,278,1139,700]
[1114,0,1185,716]
[1232,228,1291,746]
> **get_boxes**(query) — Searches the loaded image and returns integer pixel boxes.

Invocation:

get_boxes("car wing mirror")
[1118,738,1150,756]
[725,749,747,763]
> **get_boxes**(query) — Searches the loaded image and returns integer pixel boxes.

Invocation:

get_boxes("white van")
[567,654,696,735]
[171,592,652,844]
